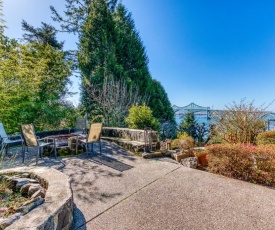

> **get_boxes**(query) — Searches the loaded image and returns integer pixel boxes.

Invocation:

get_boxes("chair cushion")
[87,123,103,143]
[21,124,37,147]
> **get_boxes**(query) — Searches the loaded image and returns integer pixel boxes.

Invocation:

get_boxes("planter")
[195,152,208,166]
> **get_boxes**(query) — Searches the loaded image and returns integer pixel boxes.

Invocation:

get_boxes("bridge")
[172,103,224,119]
[173,103,275,130]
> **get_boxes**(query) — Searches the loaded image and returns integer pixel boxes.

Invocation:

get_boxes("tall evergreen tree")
[50,0,118,34]
[0,0,6,35]
[179,112,197,138]
[78,0,119,113]
[51,0,176,127]
[22,20,64,49]
[113,4,151,93]
[148,79,175,123]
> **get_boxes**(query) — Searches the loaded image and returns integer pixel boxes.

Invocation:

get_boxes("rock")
[4,176,17,190]
[20,184,32,197]
[15,178,38,190]
[17,173,30,178]
[0,213,21,230]
[172,150,194,163]
[28,184,42,197]
[31,189,46,199]
[16,197,44,215]
[0,218,10,230]
[181,157,198,169]
[2,175,38,191]
[57,205,72,229]
[142,152,164,159]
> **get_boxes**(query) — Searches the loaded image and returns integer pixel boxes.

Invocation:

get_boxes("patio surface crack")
[75,165,181,229]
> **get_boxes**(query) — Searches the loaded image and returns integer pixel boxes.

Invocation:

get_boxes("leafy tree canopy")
[0,36,73,133]
[125,104,160,131]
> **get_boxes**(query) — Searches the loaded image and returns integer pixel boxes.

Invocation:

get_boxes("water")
[175,112,275,130]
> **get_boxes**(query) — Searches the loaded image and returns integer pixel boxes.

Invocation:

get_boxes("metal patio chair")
[0,123,23,156]
[78,123,103,155]
[20,124,56,165]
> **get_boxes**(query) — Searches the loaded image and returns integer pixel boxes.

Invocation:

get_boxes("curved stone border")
[0,167,73,230]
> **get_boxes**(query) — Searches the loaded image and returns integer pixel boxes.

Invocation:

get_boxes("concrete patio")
[2,141,275,229]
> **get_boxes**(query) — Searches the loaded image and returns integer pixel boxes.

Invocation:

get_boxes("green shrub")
[125,104,160,131]
[171,133,194,151]
[206,144,275,187]
[257,131,275,145]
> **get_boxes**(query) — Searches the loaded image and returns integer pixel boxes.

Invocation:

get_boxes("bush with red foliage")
[206,144,275,187]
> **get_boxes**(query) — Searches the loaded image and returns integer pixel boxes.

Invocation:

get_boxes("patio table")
[47,134,85,155]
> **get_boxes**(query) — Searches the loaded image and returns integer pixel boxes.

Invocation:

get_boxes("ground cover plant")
[0,176,29,218]
[206,144,275,187]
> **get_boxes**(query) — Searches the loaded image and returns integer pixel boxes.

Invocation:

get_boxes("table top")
[47,134,81,139]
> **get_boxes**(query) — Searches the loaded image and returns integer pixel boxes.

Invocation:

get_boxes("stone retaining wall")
[102,127,159,153]
[102,127,158,142]
[0,167,73,230]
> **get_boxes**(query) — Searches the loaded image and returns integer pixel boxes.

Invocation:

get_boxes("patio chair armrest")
[77,134,86,140]
[8,134,23,141]
[0,136,8,141]
[39,137,55,143]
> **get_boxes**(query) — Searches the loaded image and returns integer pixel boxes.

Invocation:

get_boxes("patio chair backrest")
[0,123,8,138]
[75,118,88,132]
[87,123,103,143]
[20,124,38,147]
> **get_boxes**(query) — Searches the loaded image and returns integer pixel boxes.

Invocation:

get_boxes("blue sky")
[2,0,275,110]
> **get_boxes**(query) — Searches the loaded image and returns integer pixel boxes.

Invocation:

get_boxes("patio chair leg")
[21,142,24,157]
[22,146,25,163]
[39,147,42,158]
[54,145,57,159]
[36,148,39,165]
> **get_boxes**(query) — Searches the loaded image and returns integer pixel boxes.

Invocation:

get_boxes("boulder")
[181,157,198,169]
[171,150,194,163]
[15,178,38,190]
[0,213,21,230]
[17,173,30,178]
[31,189,46,199]
[4,176,17,190]
[28,184,43,197]
[142,152,165,159]
[16,197,44,215]
[0,218,11,230]
[20,184,32,197]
